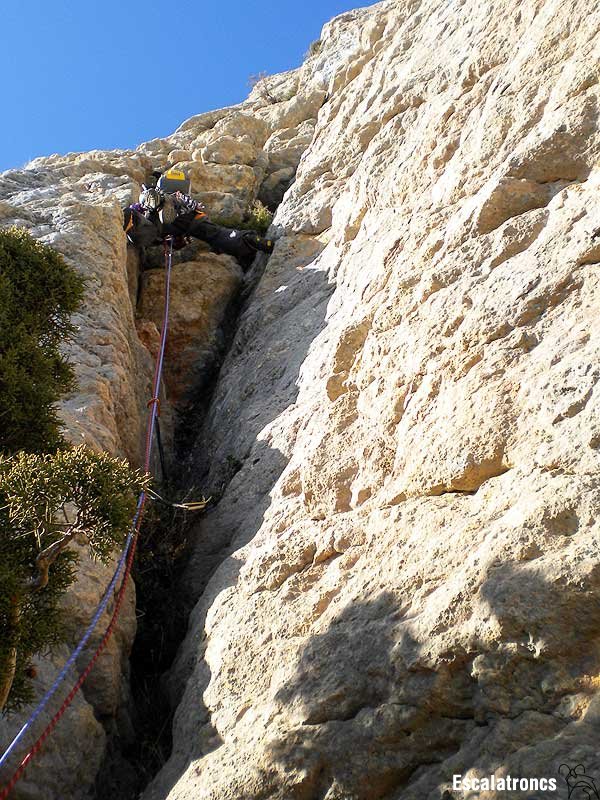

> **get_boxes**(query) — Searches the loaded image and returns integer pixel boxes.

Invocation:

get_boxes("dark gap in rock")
[90,242,273,800]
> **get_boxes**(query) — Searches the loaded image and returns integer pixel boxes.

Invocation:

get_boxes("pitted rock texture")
[143,1,600,799]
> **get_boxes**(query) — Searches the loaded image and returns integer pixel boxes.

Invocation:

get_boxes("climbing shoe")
[244,232,275,254]
[257,235,275,254]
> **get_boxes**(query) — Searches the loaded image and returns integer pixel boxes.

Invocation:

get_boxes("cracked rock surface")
[144,1,600,798]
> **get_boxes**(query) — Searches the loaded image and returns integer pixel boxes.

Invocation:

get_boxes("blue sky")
[0,0,375,172]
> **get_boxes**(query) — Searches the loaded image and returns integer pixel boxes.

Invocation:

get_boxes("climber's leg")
[186,217,274,270]
[163,213,274,269]
[185,218,229,248]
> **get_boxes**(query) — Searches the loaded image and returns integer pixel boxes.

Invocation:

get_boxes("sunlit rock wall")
[145,1,600,799]
[0,45,321,798]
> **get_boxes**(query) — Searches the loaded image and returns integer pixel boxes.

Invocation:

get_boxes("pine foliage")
[0,226,85,454]
[0,227,146,712]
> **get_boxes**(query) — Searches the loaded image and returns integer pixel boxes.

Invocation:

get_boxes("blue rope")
[0,238,174,773]
[0,499,141,771]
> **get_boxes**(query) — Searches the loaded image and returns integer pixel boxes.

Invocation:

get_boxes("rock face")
[142,1,600,799]
[3,0,600,798]
[138,254,242,410]
[0,34,325,799]
[0,154,153,800]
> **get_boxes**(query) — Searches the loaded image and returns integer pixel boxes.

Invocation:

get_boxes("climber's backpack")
[156,168,192,225]
[159,193,178,225]
[123,207,162,247]
[156,168,191,195]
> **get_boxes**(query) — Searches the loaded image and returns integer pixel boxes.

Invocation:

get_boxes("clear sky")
[0,0,375,173]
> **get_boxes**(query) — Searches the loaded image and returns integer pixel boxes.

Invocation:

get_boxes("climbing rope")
[0,239,175,799]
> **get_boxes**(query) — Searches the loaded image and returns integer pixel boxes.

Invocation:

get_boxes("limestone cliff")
[0,45,323,799]
[0,154,153,799]
[145,1,600,798]
[1,0,600,798]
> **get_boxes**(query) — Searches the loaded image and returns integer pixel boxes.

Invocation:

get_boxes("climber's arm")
[173,191,206,217]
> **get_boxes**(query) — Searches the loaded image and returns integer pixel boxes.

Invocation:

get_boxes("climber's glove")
[173,191,205,216]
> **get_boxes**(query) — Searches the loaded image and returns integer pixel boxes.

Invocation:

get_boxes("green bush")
[212,201,274,236]
[0,227,146,713]
[244,200,274,234]
[0,447,146,712]
[0,226,85,455]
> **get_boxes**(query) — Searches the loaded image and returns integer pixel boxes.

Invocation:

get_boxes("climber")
[123,169,274,270]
